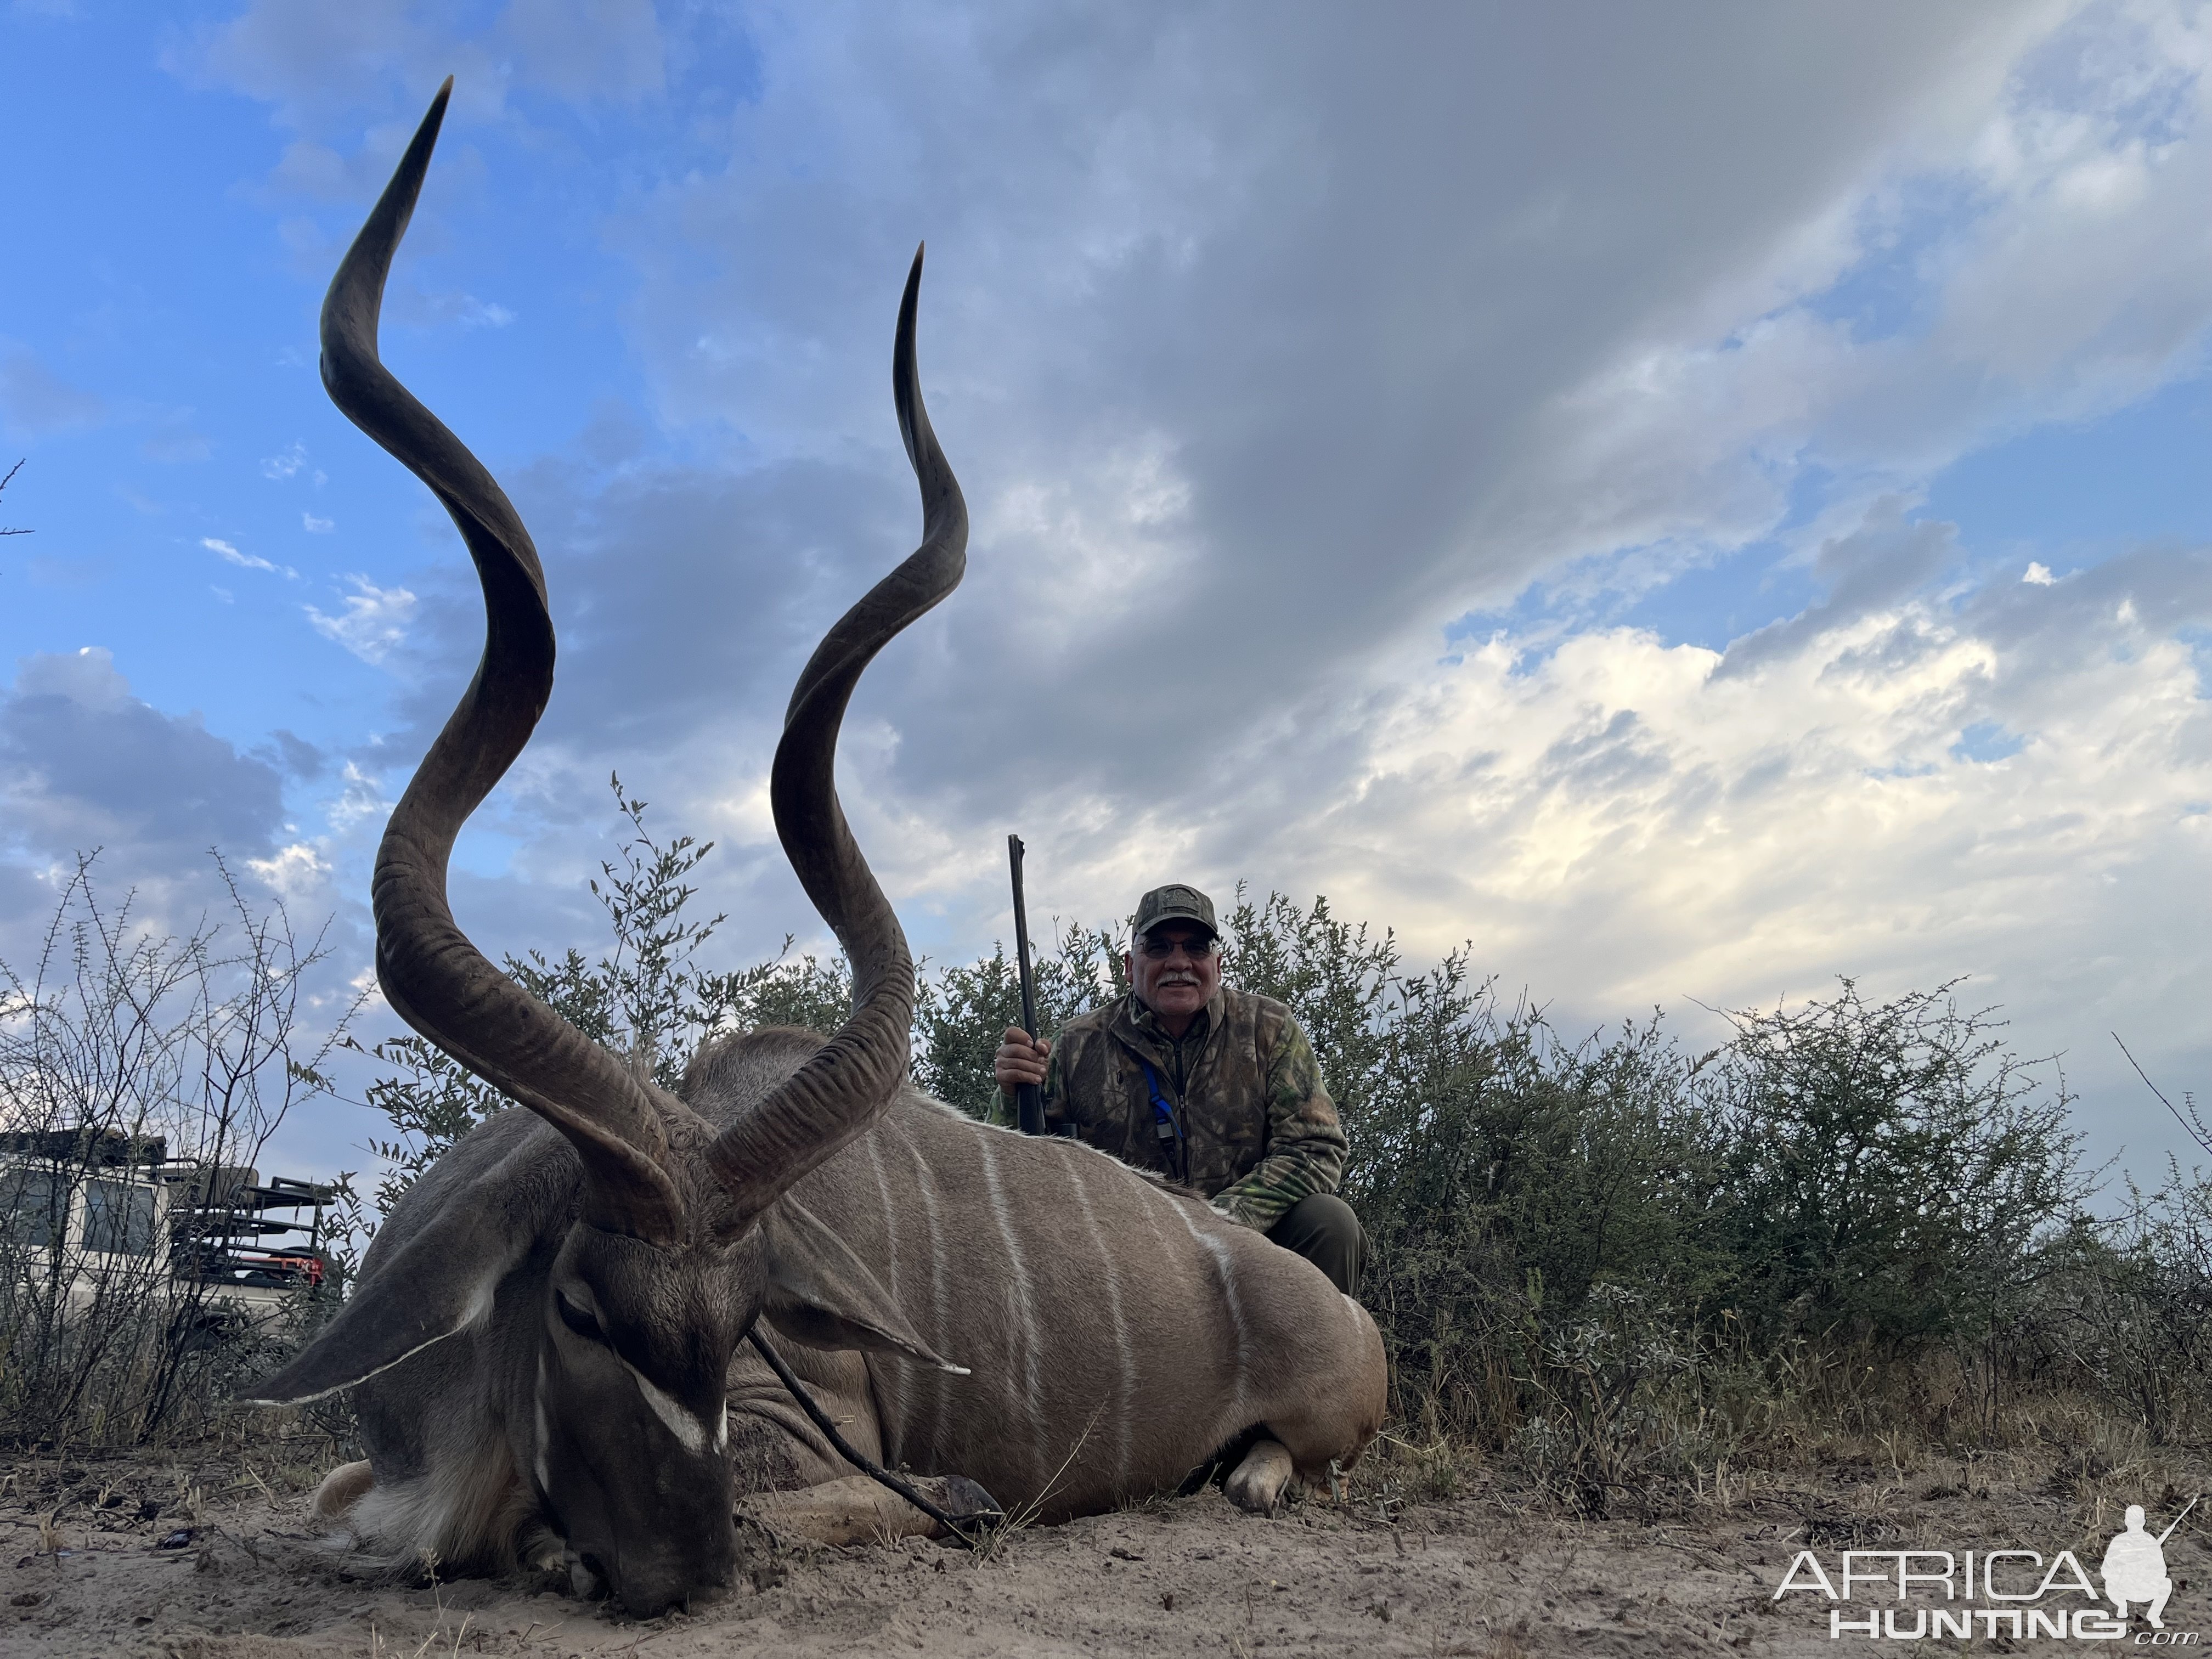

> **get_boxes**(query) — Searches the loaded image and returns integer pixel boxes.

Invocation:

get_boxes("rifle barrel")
[2157,1494,2200,1546]
[1008,834,1045,1136]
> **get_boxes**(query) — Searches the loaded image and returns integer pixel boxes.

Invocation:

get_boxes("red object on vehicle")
[236,1251,324,1285]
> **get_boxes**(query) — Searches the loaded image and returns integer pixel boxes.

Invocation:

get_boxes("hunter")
[993,883,1366,1295]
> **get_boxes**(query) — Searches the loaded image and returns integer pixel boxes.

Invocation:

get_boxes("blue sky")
[3,2,2210,1190]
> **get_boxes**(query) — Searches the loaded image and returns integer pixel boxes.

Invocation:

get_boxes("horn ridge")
[708,245,967,1221]
[329,81,689,1244]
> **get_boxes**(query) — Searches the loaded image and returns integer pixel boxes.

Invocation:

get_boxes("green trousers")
[1266,1193,1365,1297]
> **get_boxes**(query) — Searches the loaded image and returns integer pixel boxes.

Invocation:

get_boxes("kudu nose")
[610,1526,739,1619]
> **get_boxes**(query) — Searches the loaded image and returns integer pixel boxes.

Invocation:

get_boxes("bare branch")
[2114,1030,2212,1159]
[0,458,29,537]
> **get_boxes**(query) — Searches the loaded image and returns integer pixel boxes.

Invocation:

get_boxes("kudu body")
[694,1032,1385,1531]
[256,83,1385,1614]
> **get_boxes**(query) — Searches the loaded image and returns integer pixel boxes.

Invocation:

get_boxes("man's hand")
[994,1026,1051,1096]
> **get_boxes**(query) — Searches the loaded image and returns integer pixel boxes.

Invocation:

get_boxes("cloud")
[142,414,212,464]
[566,2,2168,823]
[201,537,297,579]
[0,653,359,1094]
[246,840,332,902]
[501,0,664,103]
[306,575,419,665]
[311,5,2207,864]
[268,729,326,779]
[0,345,104,437]
[1716,501,1959,678]
[166,0,668,139]
[1276,556,2212,1004]
[449,295,515,330]
[0,648,286,865]
[262,442,308,479]
[383,290,521,332]
[303,511,334,533]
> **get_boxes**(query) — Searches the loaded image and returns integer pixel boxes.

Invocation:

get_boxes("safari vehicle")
[0,1126,341,1332]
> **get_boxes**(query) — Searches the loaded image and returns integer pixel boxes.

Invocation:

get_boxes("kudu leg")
[739,1473,998,1548]
[1222,1439,1297,1514]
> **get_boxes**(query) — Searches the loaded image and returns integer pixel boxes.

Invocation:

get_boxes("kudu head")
[249,81,967,1613]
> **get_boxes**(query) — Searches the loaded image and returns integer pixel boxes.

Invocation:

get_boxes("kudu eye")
[554,1291,605,1344]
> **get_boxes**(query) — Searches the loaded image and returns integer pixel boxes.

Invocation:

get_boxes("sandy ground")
[5,1448,2209,1657]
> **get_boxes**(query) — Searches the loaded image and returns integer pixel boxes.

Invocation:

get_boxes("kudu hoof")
[933,1474,1006,1535]
[309,1459,374,1526]
[1223,1438,1297,1515]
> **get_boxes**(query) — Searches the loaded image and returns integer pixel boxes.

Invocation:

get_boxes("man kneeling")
[994,883,1365,1295]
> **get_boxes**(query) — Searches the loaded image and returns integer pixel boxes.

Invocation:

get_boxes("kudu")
[254,82,1386,1615]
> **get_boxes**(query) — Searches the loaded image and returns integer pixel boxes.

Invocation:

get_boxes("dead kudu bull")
[253,82,1386,1615]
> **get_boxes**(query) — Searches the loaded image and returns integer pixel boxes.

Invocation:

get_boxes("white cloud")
[398,291,520,331]
[201,536,297,579]
[327,759,388,831]
[305,575,417,665]
[2025,561,2057,585]
[1294,589,2203,1006]
[302,511,334,533]
[245,839,332,901]
[452,295,516,330]
[261,441,307,479]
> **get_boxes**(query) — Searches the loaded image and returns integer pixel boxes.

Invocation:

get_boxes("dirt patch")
[3,1451,2208,1656]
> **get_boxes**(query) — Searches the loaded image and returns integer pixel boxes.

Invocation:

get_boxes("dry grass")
[1355,1374,2212,1544]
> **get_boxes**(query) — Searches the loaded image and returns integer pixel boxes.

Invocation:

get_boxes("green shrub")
[1705,980,2088,1357]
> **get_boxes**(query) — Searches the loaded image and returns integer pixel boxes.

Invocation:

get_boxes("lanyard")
[1138,1058,1188,1183]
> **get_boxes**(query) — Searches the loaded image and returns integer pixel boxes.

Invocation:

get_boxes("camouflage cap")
[1133,883,1218,941]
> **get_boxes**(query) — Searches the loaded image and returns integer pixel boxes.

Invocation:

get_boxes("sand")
[4,1448,2204,1656]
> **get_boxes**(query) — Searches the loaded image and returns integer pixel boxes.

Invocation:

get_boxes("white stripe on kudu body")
[1063,1152,1137,1491]
[864,1134,899,1298]
[889,1116,953,1468]
[972,1127,1051,1477]
[1169,1198,1250,1416]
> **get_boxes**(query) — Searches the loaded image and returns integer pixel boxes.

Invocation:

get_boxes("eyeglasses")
[1139,935,1217,962]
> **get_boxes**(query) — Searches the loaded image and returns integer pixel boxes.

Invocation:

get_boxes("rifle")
[2157,1495,2201,1547]
[1007,834,1047,1136]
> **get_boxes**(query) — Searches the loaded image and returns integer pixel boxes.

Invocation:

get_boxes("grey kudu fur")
[256,81,1386,1615]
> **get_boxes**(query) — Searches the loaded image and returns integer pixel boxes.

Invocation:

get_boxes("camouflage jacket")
[1031,986,1346,1231]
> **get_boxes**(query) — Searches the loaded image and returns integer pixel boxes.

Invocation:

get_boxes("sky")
[2,1,2209,1192]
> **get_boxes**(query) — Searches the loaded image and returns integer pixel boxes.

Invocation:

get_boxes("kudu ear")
[241,1166,541,1405]
[758,1198,968,1375]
